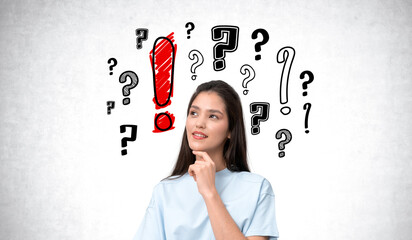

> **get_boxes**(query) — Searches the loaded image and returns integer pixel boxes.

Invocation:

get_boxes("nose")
[195,115,206,128]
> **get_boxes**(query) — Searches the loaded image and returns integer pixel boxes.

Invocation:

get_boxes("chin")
[188,143,202,151]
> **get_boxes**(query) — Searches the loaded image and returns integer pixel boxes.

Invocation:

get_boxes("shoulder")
[233,171,275,196]
[159,172,191,185]
[151,173,192,193]
[148,173,201,205]
[235,171,266,182]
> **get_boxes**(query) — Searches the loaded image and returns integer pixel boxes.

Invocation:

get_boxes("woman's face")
[186,91,230,156]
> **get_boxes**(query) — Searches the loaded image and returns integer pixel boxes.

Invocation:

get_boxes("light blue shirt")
[133,168,279,240]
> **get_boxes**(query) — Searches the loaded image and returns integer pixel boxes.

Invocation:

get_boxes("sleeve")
[133,185,166,240]
[244,178,279,240]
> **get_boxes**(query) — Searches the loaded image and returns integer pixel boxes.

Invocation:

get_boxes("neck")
[205,150,226,172]
[195,150,226,171]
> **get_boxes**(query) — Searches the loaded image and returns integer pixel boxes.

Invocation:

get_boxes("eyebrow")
[190,105,224,115]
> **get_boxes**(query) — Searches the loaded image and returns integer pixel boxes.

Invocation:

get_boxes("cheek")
[213,123,230,140]
[185,118,193,132]
[185,118,195,144]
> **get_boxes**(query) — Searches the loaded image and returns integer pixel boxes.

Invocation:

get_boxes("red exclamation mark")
[150,33,177,132]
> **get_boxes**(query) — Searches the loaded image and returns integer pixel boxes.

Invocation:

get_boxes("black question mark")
[108,58,117,75]
[251,29,269,61]
[250,102,270,135]
[135,28,148,50]
[107,101,115,115]
[120,125,137,156]
[185,22,195,39]
[211,25,239,71]
[300,70,314,96]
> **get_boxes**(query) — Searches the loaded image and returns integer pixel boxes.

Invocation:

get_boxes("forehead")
[191,91,226,112]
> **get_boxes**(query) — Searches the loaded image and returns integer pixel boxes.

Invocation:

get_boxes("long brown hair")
[165,80,250,180]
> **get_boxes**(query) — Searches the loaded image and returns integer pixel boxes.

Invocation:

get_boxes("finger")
[188,164,202,175]
[192,151,213,163]
[188,165,197,181]
[188,164,195,175]
[194,160,207,165]
[194,153,204,161]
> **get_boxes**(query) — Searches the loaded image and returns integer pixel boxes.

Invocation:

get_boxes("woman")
[134,80,279,240]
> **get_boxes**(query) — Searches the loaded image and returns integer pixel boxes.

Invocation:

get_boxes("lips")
[192,131,208,139]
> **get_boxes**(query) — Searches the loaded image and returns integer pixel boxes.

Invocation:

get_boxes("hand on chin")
[188,151,217,197]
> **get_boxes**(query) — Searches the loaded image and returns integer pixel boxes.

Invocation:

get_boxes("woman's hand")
[188,151,218,198]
